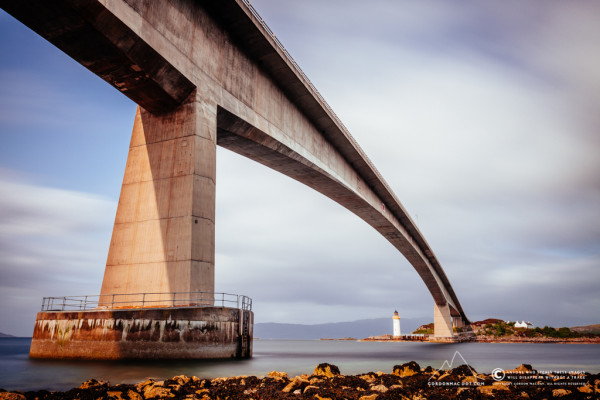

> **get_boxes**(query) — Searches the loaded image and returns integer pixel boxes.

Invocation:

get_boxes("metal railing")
[241,1,393,217]
[242,0,348,130]
[241,1,373,161]
[41,291,252,312]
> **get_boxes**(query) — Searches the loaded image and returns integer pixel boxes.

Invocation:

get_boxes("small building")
[514,320,533,329]
[393,310,401,337]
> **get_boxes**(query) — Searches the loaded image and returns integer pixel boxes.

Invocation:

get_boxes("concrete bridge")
[2,0,470,342]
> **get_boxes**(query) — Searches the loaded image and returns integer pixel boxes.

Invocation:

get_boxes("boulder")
[0,393,26,400]
[140,381,174,399]
[552,388,570,397]
[79,379,110,389]
[515,364,533,372]
[462,375,480,383]
[282,376,308,393]
[359,374,376,383]
[106,391,127,400]
[477,383,510,395]
[578,383,593,393]
[423,366,434,374]
[303,385,320,394]
[170,375,191,385]
[393,361,421,377]
[126,390,144,400]
[135,379,156,392]
[313,363,341,378]
[370,384,388,393]
[359,394,378,400]
[267,371,288,380]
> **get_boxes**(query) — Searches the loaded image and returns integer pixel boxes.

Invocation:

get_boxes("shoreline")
[1,362,597,400]
[360,339,600,344]
[326,336,600,344]
[473,338,600,344]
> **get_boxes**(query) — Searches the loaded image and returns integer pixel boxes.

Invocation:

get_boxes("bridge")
[2,0,470,348]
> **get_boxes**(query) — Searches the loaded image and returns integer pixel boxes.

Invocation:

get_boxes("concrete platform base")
[429,332,475,343]
[429,336,460,343]
[29,306,253,359]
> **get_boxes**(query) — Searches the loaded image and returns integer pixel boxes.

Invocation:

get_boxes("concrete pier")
[100,95,217,305]
[30,306,253,359]
[430,302,474,342]
[433,302,454,338]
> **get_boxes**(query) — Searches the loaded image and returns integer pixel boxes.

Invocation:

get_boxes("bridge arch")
[216,106,469,334]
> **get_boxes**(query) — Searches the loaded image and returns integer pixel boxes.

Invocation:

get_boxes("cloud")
[0,170,116,336]
[214,148,430,324]
[224,0,600,327]
[1,0,599,336]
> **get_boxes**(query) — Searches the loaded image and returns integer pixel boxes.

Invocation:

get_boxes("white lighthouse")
[393,310,401,337]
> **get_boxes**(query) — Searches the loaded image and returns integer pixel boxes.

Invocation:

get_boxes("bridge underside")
[217,108,470,339]
[2,0,470,341]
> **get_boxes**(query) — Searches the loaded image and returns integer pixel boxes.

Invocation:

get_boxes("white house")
[514,320,533,329]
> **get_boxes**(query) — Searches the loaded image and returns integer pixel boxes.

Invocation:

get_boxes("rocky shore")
[1,362,598,400]
[474,336,600,344]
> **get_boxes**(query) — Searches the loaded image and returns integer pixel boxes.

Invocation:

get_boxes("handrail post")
[36,292,251,312]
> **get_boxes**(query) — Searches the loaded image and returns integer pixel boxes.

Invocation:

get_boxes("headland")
[361,319,600,343]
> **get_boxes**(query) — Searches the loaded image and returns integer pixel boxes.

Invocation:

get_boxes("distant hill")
[0,332,14,338]
[254,317,429,339]
[570,324,600,334]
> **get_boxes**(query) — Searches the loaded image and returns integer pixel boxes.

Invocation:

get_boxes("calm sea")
[1,338,599,392]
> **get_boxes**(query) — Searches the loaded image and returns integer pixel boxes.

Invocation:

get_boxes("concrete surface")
[433,302,454,338]
[30,307,253,359]
[100,93,217,302]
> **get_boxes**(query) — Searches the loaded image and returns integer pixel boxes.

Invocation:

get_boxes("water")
[1,338,599,391]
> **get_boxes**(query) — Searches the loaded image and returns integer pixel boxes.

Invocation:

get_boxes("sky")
[0,1,599,337]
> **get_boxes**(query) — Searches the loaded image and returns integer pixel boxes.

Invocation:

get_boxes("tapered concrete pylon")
[100,93,217,306]
[434,302,454,338]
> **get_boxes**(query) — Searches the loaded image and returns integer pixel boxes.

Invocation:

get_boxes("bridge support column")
[433,302,455,339]
[100,92,217,305]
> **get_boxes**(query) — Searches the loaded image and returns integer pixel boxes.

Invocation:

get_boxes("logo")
[428,351,484,381]
[492,368,505,381]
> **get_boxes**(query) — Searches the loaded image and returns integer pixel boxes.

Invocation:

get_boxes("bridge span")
[2,0,470,342]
